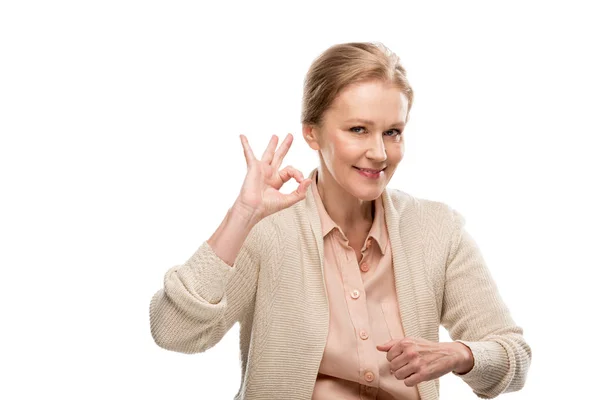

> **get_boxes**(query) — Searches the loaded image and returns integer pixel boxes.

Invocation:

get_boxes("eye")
[350,126,366,133]
[350,126,402,137]
[385,129,402,137]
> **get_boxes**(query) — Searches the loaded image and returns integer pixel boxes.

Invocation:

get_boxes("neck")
[316,166,374,232]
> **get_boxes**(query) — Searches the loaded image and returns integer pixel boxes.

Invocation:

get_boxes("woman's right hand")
[233,133,312,223]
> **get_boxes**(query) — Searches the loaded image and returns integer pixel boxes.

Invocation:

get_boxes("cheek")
[330,137,359,161]
[388,142,404,160]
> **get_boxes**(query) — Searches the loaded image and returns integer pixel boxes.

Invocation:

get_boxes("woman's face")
[303,79,409,201]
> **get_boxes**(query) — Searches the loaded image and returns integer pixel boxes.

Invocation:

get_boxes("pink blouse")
[311,170,421,400]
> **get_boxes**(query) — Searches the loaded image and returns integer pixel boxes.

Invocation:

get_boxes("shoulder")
[386,187,464,228]
[385,187,468,264]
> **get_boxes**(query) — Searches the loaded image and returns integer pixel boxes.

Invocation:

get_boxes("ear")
[302,124,321,151]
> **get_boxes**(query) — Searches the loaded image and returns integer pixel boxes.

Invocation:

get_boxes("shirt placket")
[334,230,380,391]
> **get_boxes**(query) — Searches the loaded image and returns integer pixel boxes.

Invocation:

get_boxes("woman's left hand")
[376,337,474,387]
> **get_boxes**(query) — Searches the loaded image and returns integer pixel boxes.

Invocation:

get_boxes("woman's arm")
[149,205,263,354]
[440,209,532,398]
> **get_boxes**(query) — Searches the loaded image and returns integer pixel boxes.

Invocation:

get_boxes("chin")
[349,185,385,201]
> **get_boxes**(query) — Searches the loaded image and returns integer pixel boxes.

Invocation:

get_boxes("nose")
[366,134,387,163]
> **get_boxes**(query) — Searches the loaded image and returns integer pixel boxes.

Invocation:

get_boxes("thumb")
[282,178,311,207]
[376,340,395,352]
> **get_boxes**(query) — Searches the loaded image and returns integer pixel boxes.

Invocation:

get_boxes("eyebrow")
[344,118,405,127]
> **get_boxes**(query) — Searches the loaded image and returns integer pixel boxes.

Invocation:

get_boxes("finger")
[376,340,396,352]
[392,361,419,381]
[383,340,406,363]
[271,133,293,170]
[240,135,256,166]
[404,371,425,387]
[390,349,415,371]
[261,135,279,164]
[279,166,304,184]
[281,178,311,208]
[401,356,447,386]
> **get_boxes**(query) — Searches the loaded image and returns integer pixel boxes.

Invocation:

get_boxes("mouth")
[353,166,387,179]
[353,166,386,173]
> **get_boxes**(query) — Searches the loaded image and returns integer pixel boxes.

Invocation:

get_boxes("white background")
[1,0,598,398]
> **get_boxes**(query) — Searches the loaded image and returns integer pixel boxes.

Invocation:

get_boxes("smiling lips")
[355,167,385,173]
[354,166,385,179]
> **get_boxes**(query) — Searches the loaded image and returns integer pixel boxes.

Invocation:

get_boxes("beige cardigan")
[149,168,531,399]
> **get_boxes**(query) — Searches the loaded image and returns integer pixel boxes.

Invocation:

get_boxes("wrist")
[231,199,262,227]
[452,341,474,375]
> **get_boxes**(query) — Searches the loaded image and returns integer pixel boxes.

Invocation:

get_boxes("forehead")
[328,80,409,122]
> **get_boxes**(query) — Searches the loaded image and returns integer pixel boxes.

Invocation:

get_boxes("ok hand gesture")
[235,133,312,224]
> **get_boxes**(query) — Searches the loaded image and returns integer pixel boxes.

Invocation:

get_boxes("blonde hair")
[301,41,414,128]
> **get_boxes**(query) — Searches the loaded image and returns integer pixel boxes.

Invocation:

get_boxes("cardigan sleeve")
[149,222,263,354]
[440,209,532,399]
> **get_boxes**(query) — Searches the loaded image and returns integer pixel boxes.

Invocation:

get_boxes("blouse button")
[350,289,360,299]
[360,262,370,272]
[364,371,375,382]
[359,330,369,340]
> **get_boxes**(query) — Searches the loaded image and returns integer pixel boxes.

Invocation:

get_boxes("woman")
[149,42,531,399]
